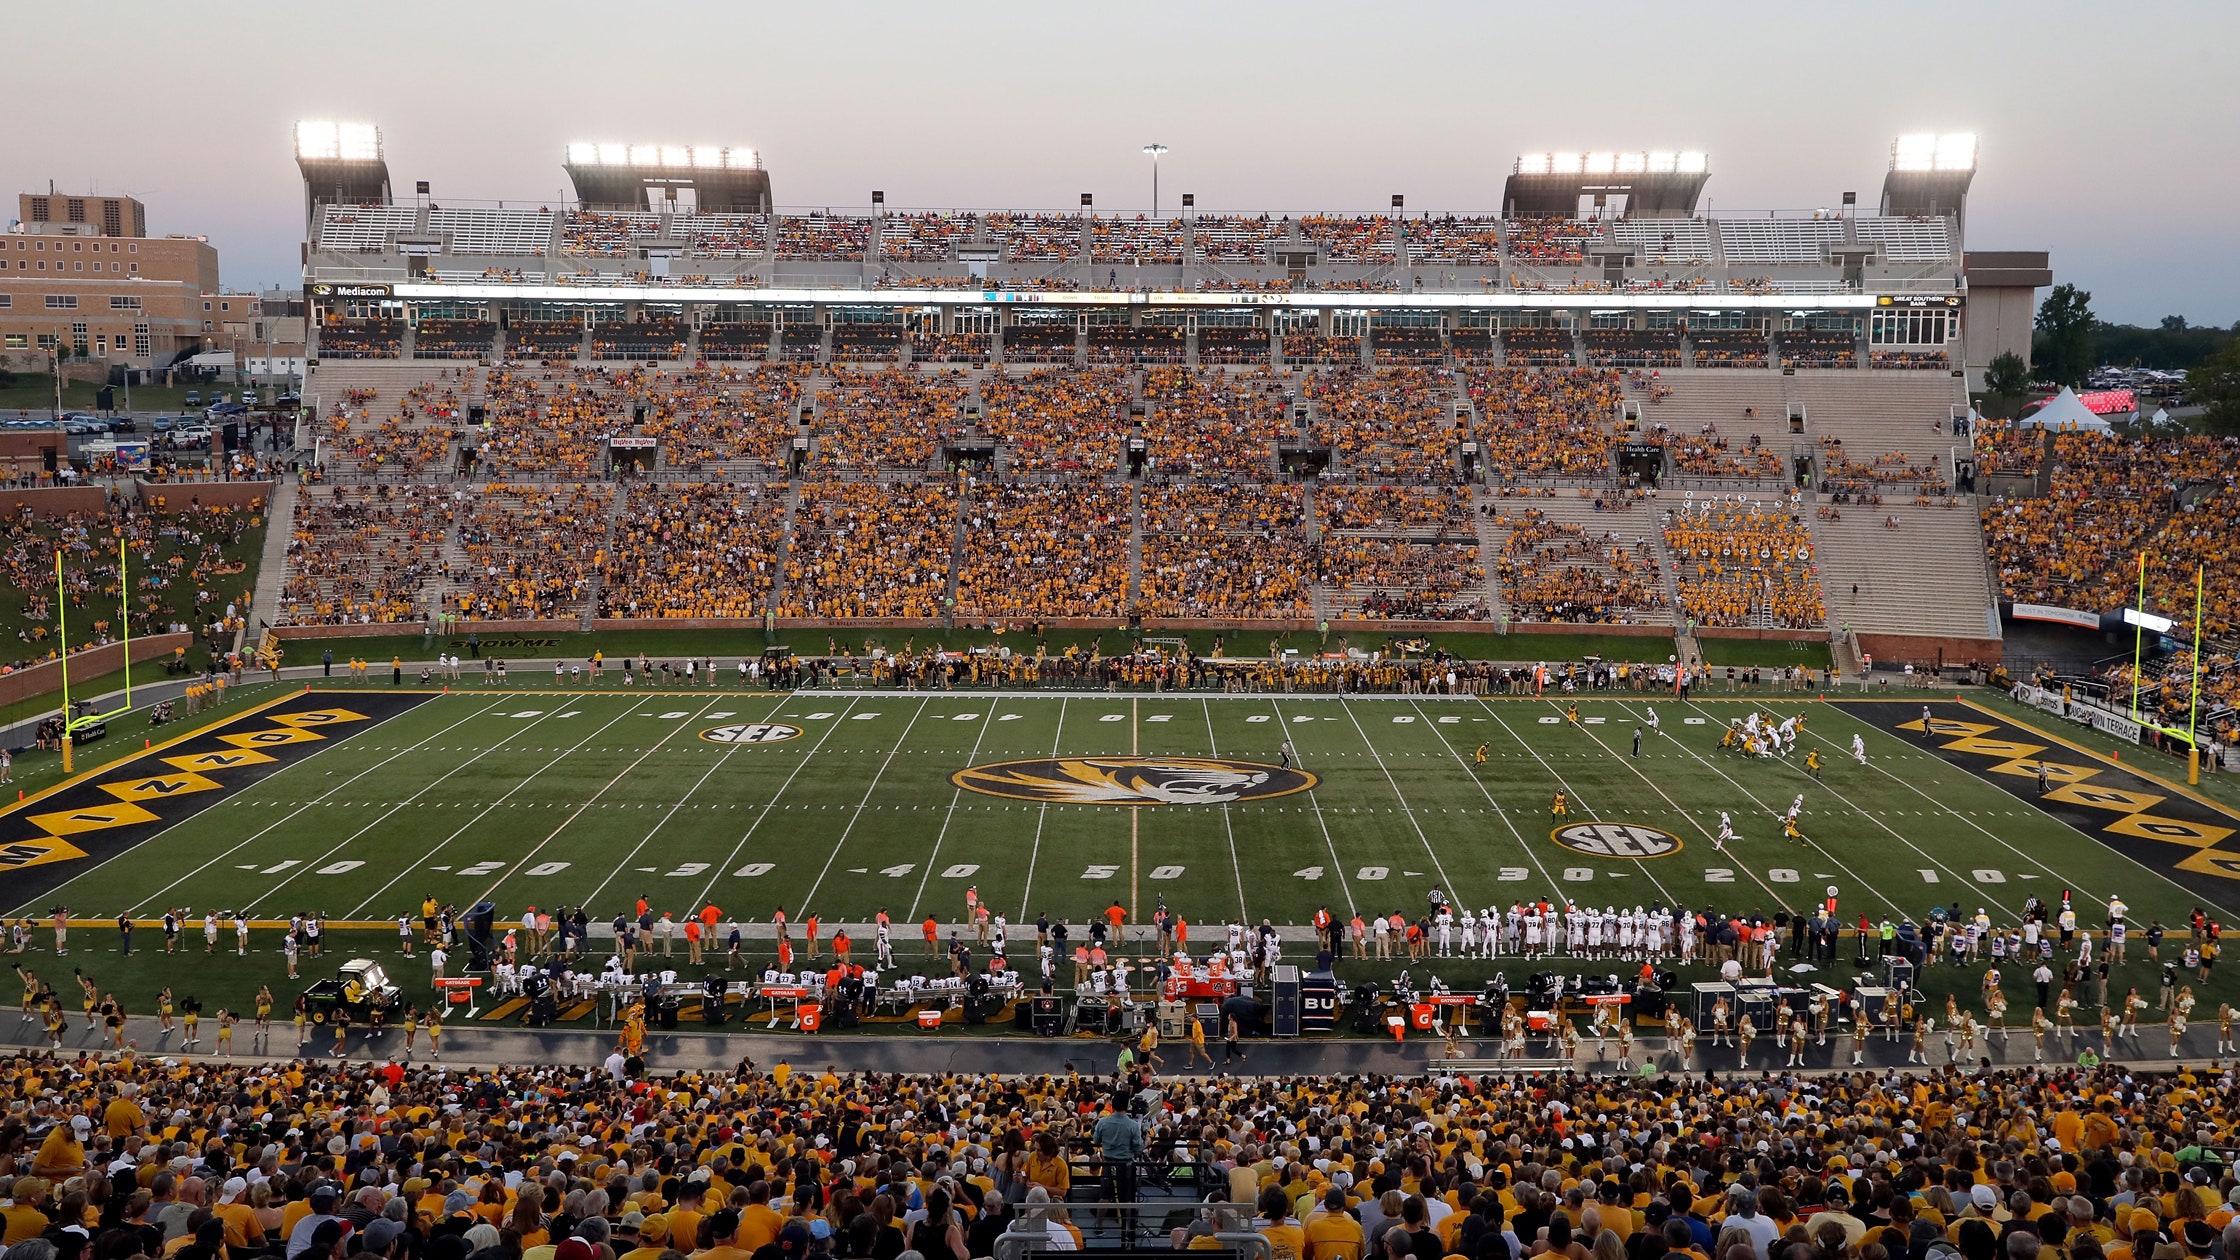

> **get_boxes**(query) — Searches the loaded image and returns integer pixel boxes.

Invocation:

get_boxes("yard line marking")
[1476,697,1686,907]
[1131,697,1140,915]
[1202,699,1249,919]
[578,694,796,909]
[457,698,729,914]
[1610,699,1917,918]
[687,698,864,911]
[1013,699,1070,922]
[1271,698,1356,917]
[905,699,1002,921]
[1404,698,1567,900]
[92,700,518,918]
[301,699,667,917]
[1333,700,1455,899]
[800,699,933,915]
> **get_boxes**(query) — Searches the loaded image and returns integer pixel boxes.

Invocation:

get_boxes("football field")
[10,681,2239,939]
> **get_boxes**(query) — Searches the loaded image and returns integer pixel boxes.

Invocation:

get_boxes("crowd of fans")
[993,213,1081,262]
[1663,502,1826,628]
[590,321,689,362]
[412,321,496,361]
[633,367,803,473]
[450,484,611,620]
[1139,368,1289,479]
[956,482,1131,620]
[1495,509,1666,623]
[1692,333,1771,369]
[1666,427,1784,482]
[475,370,618,480]
[600,482,786,618]
[1,499,255,651]
[1404,215,1504,265]
[683,213,768,259]
[1584,330,1684,370]
[1317,485,1470,537]
[775,216,872,262]
[1371,330,1446,367]
[281,484,441,625]
[1468,369,1625,479]
[978,370,1127,474]
[1502,328,1576,368]
[1307,369,1458,481]
[1138,484,1310,618]
[316,319,403,360]
[1778,331,1859,370]
[778,481,956,620]
[1089,217,1188,266]
[1086,328,1187,366]
[1872,350,1953,370]
[560,211,661,257]
[1503,216,1600,264]
[1980,432,2230,613]
[1300,215,1396,263]
[1314,538,1489,619]
[1193,328,1271,366]
[22,1029,2240,1260]
[877,212,974,262]
[813,370,967,471]
[908,333,991,366]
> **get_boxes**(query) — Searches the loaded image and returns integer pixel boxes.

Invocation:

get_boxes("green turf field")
[8,679,2239,1032]
[12,683,2237,934]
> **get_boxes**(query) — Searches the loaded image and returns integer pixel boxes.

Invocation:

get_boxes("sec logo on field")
[700,723,804,745]
[1551,822,1682,859]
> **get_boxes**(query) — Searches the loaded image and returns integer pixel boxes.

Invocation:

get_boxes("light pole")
[1142,144,1168,217]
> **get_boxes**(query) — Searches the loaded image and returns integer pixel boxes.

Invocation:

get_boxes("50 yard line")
[904,698,1002,922]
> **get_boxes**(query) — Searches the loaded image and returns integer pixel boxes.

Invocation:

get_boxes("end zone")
[0,691,434,913]
[1846,700,2240,915]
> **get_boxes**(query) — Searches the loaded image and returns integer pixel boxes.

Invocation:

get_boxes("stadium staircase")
[1466,486,1512,623]
[1126,482,1144,608]
[769,484,801,615]
[578,493,627,630]
[250,479,298,629]
[1809,504,2001,642]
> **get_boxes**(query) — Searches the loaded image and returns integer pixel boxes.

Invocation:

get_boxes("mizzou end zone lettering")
[1856,701,2240,914]
[0,692,430,907]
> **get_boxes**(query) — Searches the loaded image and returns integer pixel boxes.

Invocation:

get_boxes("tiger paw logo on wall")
[951,756,1316,806]
[1551,822,1683,859]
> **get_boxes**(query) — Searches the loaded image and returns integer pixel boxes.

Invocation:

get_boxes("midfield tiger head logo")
[951,756,1316,806]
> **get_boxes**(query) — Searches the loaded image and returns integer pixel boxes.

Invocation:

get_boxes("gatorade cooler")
[1409,1003,1437,1031]
[796,1005,823,1032]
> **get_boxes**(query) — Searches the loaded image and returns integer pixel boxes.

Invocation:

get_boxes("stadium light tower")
[1881,131,1977,228]
[1143,144,1168,216]
[294,119,392,235]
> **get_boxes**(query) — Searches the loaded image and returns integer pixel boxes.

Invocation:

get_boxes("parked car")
[183,390,201,406]
[105,416,138,433]
[166,425,213,450]
[151,416,177,435]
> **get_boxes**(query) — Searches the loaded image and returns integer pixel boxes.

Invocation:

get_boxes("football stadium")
[6,11,2240,1260]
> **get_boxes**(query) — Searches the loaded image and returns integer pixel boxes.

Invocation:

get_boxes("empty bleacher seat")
[429,206,556,255]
